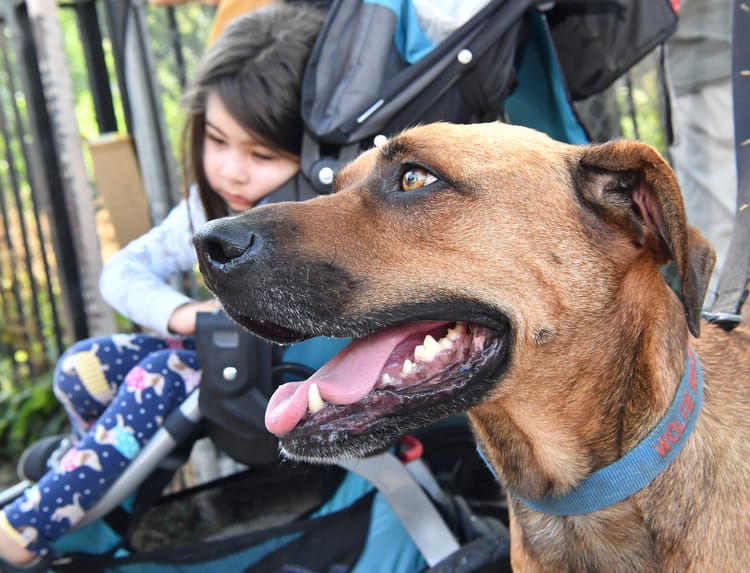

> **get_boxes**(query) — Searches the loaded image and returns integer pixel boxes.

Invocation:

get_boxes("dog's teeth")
[401,359,415,376]
[414,335,441,362]
[380,373,397,386]
[438,336,454,350]
[424,334,442,352]
[307,382,325,413]
[446,322,466,341]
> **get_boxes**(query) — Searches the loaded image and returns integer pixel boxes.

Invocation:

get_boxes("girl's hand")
[168,299,221,335]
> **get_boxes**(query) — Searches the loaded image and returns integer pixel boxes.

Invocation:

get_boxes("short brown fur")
[196,122,750,571]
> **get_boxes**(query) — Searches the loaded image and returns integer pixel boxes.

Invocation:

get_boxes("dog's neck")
[513,346,703,515]
[470,274,692,502]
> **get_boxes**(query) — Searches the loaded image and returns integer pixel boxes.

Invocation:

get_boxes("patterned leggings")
[0,333,200,556]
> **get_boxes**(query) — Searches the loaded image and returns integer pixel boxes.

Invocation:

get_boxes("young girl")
[0,4,327,567]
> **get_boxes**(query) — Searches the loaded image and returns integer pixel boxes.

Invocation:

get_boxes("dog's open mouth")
[264,319,508,461]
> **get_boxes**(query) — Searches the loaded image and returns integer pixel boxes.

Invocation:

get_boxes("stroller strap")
[338,451,460,566]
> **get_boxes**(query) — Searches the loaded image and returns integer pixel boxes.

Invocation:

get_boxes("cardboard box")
[87,133,152,250]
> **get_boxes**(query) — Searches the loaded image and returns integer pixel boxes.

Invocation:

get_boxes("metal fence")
[0,0,212,388]
[0,0,668,390]
[0,2,66,386]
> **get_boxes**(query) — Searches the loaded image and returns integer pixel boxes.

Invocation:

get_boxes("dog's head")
[194,121,715,462]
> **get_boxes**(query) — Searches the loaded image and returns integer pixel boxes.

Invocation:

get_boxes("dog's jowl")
[194,121,750,572]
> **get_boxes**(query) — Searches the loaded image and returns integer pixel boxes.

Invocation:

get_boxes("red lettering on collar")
[679,388,696,423]
[653,348,701,459]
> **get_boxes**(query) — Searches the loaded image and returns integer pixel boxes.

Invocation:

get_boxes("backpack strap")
[706,0,750,327]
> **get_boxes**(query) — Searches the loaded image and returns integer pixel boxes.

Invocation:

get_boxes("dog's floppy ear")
[574,140,715,337]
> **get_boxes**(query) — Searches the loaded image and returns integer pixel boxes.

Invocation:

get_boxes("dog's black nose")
[193,217,260,271]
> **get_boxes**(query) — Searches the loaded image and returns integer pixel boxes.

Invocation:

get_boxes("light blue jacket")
[99,185,207,335]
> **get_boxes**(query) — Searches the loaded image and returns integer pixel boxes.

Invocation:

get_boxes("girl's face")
[202,92,299,212]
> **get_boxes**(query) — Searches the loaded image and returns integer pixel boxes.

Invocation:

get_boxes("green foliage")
[146,5,214,167]
[615,55,669,156]
[0,372,68,463]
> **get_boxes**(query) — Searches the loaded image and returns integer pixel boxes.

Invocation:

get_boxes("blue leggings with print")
[1,333,199,556]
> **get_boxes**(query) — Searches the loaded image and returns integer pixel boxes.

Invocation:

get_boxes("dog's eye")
[401,167,437,191]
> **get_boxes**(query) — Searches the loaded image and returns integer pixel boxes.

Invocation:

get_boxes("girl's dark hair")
[182,3,325,220]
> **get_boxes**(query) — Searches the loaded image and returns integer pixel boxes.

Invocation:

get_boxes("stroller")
[0,0,678,570]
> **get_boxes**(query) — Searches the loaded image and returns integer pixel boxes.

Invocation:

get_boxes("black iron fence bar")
[13,1,88,342]
[0,26,64,357]
[166,7,187,91]
[624,72,640,141]
[0,153,28,385]
[0,76,45,378]
[69,0,119,134]
[101,0,133,135]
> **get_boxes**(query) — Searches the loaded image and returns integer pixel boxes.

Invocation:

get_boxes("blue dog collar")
[484,346,704,516]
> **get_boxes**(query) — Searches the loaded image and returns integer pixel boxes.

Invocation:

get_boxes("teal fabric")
[53,494,135,556]
[99,471,425,573]
[283,336,351,371]
[364,0,435,63]
[313,470,427,573]
[505,11,589,144]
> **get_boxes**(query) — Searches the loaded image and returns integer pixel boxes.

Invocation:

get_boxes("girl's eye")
[206,133,225,146]
[401,167,437,191]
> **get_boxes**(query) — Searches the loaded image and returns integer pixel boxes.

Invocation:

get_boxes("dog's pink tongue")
[265,322,446,435]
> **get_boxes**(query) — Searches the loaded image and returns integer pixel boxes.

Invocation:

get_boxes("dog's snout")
[205,233,255,265]
[193,218,260,270]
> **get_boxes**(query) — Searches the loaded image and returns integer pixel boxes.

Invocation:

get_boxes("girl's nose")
[221,151,249,183]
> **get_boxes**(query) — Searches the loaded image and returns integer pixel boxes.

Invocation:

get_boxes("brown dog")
[194,122,750,572]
